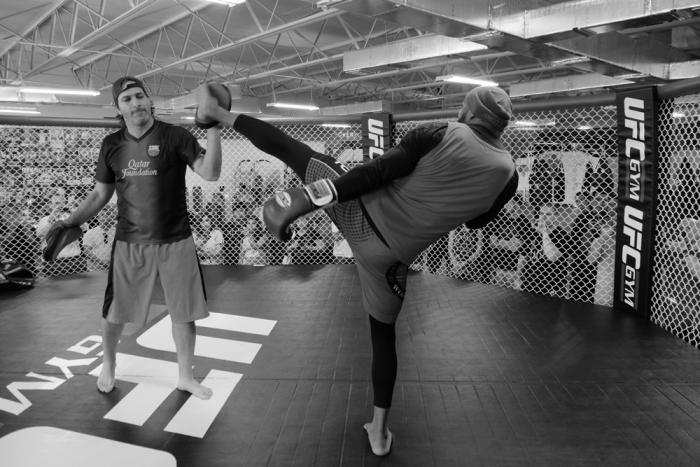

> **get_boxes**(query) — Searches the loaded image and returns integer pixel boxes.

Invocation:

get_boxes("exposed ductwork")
[551,31,694,80]
[342,34,486,71]
[330,0,700,88]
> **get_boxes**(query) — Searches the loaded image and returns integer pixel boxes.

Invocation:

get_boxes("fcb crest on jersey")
[147,145,160,158]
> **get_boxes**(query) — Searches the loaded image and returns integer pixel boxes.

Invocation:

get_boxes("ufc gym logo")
[367,118,385,159]
[620,205,643,308]
[0,309,276,438]
[623,97,644,202]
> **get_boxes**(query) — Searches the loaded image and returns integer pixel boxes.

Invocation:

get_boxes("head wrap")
[458,86,513,138]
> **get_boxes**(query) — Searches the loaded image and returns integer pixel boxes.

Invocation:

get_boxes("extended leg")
[233,114,317,179]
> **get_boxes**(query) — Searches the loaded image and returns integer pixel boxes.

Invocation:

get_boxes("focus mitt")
[195,83,232,129]
[42,221,83,262]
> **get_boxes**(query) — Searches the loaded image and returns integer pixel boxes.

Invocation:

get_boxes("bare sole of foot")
[363,423,393,456]
[177,379,213,400]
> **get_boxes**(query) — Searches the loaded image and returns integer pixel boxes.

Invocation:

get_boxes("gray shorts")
[352,234,408,324]
[306,157,408,324]
[102,236,209,325]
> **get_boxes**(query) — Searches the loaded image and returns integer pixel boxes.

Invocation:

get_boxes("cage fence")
[395,106,618,307]
[2,97,699,346]
[0,107,624,310]
[651,93,700,347]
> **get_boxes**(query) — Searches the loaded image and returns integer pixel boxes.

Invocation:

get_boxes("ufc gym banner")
[361,112,393,160]
[614,87,659,315]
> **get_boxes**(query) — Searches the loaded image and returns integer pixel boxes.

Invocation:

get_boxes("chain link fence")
[0,107,614,310]
[0,127,106,278]
[0,110,618,307]
[3,100,700,345]
[0,122,367,278]
[651,94,700,347]
[402,107,619,307]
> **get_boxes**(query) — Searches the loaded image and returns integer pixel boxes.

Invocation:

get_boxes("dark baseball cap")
[112,76,149,105]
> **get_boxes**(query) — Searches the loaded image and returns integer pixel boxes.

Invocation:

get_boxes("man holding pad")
[44,77,224,399]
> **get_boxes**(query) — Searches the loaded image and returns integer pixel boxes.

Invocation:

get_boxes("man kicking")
[203,86,517,453]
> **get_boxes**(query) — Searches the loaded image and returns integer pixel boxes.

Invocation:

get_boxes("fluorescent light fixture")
[577,125,593,130]
[19,86,100,96]
[181,116,195,121]
[550,56,590,67]
[204,0,246,5]
[266,102,320,111]
[673,111,686,118]
[614,72,648,80]
[436,75,498,87]
[315,0,343,6]
[515,119,555,127]
[321,123,352,128]
[0,106,40,115]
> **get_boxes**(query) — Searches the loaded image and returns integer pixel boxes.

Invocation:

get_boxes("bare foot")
[363,423,393,456]
[97,362,116,393]
[177,378,213,400]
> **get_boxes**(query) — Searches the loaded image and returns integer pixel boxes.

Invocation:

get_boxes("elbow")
[201,172,221,182]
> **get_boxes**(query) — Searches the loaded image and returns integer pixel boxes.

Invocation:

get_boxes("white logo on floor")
[0,309,276,439]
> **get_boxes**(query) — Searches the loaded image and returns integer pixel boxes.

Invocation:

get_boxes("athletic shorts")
[102,236,208,326]
[305,156,408,324]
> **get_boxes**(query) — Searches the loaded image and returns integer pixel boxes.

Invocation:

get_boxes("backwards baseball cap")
[112,76,149,105]
[458,86,513,137]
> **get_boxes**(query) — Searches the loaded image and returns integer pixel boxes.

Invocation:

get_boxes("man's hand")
[195,83,231,129]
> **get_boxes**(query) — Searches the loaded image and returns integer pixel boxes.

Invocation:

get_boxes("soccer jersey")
[95,120,203,244]
[361,121,515,264]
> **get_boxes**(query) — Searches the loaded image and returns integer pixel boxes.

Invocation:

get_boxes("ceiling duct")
[332,0,700,82]
[551,31,693,80]
[330,0,639,79]
[343,34,486,71]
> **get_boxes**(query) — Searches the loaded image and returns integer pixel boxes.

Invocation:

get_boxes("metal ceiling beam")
[24,0,158,79]
[73,2,210,69]
[230,53,344,84]
[509,73,633,97]
[133,8,344,80]
[219,22,412,85]
[0,0,70,61]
